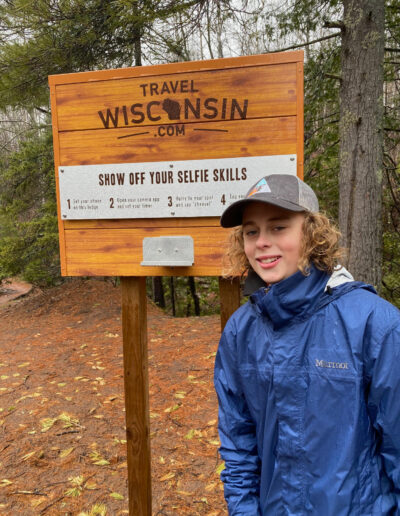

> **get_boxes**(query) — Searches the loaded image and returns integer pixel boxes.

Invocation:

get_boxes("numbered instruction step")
[58,155,296,219]
[63,193,239,215]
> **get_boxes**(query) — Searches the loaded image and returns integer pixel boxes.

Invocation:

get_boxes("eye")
[244,229,258,237]
[273,225,286,232]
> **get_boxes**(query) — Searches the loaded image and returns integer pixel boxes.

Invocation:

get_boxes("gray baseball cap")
[220,174,319,228]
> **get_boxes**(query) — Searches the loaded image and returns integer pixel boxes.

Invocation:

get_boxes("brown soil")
[0,278,227,516]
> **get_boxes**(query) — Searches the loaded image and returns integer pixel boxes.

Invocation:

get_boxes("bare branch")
[270,32,341,53]
[325,73,341,81]
[324,20,345,30]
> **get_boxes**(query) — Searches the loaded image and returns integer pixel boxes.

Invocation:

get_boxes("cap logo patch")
[247,178,271,197]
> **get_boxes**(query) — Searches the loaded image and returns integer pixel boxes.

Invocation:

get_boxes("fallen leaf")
[90,450,110,466]
[21,451,36,461]
[184,429,195,440]
[110,492,124,500]
[60,447,74,458]
[216,462,225,475]
[40,417,57,432]
[164,404,180,413]
[160,472,175,481]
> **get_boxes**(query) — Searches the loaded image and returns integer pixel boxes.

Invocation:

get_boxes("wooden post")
[219,277,241,331]
[121,277,151,516]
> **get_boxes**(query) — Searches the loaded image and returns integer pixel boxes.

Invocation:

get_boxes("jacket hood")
[249,265,375,330]
[326,265,354,290]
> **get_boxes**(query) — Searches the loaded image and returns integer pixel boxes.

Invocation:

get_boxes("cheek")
[243,240,255,259]
[279,231,302,256]
[285,236,303,259]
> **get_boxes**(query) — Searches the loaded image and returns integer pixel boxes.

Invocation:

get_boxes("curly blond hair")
[222,211,344,279]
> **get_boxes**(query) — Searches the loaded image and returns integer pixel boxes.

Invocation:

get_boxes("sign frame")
[49,50,304,278]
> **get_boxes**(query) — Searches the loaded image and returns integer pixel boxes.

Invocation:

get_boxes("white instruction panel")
[58,154,296,220]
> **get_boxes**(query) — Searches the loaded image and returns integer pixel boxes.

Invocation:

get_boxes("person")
[214,173,400,515]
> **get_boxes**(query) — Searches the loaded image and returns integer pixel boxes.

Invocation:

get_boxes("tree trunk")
[339,0,385,290]
[152,277,165,308]
[133,1,142,66]
[188,277,200,316]
[169,277,176,317]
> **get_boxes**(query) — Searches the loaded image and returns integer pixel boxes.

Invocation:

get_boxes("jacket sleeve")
[214,321,261,515]
[367,318,400,505]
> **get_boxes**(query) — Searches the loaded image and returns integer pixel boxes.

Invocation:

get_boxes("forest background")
[0,0,399,314]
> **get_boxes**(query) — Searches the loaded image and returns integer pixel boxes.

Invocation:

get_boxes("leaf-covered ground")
[0,279,227,515]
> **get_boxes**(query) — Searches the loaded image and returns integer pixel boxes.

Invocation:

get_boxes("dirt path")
[0,279,226,516]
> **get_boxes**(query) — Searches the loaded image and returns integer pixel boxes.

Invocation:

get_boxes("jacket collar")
[243,264,355,297]
[249,265,331,329]
[248,265,376,329]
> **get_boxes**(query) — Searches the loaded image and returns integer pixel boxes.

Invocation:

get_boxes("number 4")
[221,194,226,205]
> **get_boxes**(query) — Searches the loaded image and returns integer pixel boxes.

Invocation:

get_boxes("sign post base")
[121,277,152,516]
[219,277,241,331]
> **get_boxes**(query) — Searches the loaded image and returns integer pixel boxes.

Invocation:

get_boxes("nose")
[256,229,271,248]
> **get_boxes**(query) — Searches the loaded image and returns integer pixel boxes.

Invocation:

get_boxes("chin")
[257,271,284,284]
[255,266,298,285]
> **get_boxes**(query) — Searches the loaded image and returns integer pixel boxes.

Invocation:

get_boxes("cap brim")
[220,193,306,228]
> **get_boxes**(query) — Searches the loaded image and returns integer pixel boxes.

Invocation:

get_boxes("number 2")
[110,198,114,208]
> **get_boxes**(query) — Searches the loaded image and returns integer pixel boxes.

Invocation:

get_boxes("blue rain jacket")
[214,265,400,515]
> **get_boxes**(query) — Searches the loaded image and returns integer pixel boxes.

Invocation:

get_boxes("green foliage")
[272,0,342,37]
[0,129,60,286]
[304,42,341,219]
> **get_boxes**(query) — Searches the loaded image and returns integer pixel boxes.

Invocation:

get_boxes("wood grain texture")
[296,62,304,180]
[63,216,221,230]
[58,117,297,166]
[49,51,304,87]
[50,84,67,275]
[55,64,297,131]
[219,277,241,331]
[64,226,231,276]
[121,277,151,515]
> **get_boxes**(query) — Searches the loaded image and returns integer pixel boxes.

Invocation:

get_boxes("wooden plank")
[121,277,151,516]
[48,51,304,87]
[63,226,232,276]
[219,277,241,331]
[63,216,221,230]
[58,117,297,166]
[49,82,67,275]
[296,61,304,180]
[55,63,297,131]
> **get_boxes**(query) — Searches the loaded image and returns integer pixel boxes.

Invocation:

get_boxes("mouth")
[256,256,281,268]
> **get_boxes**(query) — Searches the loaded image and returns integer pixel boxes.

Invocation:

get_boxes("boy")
[214,174,400,515]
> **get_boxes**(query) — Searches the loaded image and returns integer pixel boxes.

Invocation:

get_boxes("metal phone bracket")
[141,236,194,266]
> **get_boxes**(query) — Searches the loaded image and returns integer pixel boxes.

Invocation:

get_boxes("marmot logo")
[315,359,349,369]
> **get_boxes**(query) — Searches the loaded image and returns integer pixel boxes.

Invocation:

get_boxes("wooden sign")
[49,51,304,278]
